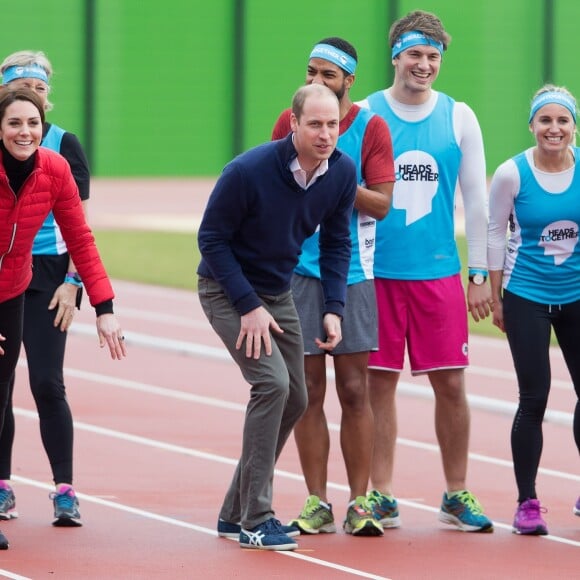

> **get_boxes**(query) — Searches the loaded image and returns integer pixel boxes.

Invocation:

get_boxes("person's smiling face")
[0,99,43,161]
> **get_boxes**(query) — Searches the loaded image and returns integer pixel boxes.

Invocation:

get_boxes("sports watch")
[64,272,83,286]
[468,269,487,286]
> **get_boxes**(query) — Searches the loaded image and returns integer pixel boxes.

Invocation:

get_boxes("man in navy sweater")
[197,84,357,551]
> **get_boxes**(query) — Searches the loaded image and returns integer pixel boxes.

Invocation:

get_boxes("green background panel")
[553,1,580,107]
[0,0,577,176]
[243,0,391,148]
[0,0,87,142]
[94,0,233,176]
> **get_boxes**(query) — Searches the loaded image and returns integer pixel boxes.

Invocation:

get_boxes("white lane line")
[66,324,576,425]
[13,408,580,548]
[11,474,390,580]
[14,359,577,478]
[467,364,572,392]
[0,570,31,580]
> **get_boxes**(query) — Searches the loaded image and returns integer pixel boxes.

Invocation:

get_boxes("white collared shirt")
[289,134,329,189]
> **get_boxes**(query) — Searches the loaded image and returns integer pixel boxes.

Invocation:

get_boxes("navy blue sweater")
[197,133,356,317]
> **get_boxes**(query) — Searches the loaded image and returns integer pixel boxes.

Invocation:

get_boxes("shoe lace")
[0,488,11,503]
[352,496,373,516]
[50,490,75,510]
[520,500,547,520]
[455,491,484,515]
[303,496,323,517]
[366,490,380,506]
[260,518,284,534]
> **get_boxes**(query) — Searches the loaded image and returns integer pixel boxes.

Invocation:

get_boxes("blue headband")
[391,31,444,59]
[529,91,577,123]
[309,43,357,75]
[2,64,49,85]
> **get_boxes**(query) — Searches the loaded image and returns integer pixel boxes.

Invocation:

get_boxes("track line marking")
[66,324,575,425]
[11,475,390,579]
[12,408,580,546]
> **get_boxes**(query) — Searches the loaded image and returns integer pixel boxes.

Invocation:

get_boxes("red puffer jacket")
[0,147,113,306]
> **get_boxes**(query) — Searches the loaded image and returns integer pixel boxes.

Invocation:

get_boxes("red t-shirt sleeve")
[361,115,396,186]
[272,108,292,140]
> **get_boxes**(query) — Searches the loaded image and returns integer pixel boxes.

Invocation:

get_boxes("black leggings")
[503,289,580,503]
[0,295,25,450]
[0,288,73,484]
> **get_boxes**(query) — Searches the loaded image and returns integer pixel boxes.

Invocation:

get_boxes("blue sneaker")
[367,489,401,529]
[239,518,298,551]
[438,491,493,533]
[0,486,17,520]
[49,487,82,527]
[218,518,299,539]
[574,497,580,516]
[0,529,7,550]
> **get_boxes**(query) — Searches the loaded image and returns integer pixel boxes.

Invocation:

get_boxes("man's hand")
[237,306,284,359]
[314,313,342,352]
[467,282,494,322]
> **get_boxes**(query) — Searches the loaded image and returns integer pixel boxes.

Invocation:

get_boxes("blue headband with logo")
[529,91,577,123]
[309,43,357,75]
[2,64,49,85]
[391,31,444,59]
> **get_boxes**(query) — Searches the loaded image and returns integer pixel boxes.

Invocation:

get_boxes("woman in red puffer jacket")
[0,88,127,550]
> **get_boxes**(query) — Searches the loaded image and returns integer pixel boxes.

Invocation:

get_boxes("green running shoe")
[343,496,384,536]
[288,495,336,534]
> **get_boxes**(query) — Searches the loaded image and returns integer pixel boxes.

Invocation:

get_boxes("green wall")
[0,0,577,177]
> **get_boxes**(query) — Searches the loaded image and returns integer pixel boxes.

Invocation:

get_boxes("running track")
[2,279,578,579]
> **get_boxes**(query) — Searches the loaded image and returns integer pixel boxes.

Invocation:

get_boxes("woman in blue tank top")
[488,84,580,535]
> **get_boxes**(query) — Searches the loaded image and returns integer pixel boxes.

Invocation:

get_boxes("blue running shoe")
[367,489,401,529]
[50,487,82,527]
[239,518,298,551]
[438,491,493,533]
[218,518,299,539]
[0,486,17,520]
[574,497,580,516]
[0,529,8,550]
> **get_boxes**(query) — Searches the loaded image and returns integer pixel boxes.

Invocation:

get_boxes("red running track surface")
[3,280,578,579]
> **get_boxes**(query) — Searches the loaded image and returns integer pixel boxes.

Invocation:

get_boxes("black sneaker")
[0,529,8,550]
[50,487,83,527]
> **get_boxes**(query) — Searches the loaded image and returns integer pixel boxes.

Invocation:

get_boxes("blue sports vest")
[366,91,462,279]
[294,107,376,284]
[504,149,580,304]
[33,124,67,255]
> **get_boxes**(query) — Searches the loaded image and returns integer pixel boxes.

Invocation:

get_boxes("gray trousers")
[198,277,308,529]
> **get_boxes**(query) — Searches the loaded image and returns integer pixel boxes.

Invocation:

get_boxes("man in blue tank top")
[272,37,395,536]
[358,10,494,532]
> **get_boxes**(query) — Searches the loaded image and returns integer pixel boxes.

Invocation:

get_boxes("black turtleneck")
[0,141,36,195]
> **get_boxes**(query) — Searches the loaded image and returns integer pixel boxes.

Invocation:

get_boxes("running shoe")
[0,486,17,520]
[343,496,384,536]
[239,517,298,550]
[0,529,8,550]
[217,518,299,538]
[512,499,548,535]
[367,489,401,528]
[50,486,82,527]
[574,497,580,516]
[288,495,336,534]
[438,490,493,532]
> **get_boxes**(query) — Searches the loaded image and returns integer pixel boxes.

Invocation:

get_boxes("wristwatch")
[468,273,487,285]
